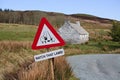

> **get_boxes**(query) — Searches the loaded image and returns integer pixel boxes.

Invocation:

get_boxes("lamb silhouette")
[40,31,55,44]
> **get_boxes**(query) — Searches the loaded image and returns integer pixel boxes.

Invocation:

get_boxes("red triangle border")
[32,17,65,50]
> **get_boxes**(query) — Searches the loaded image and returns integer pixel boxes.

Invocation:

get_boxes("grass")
[3,57,74,80]
[0,23,36,41]
[0,41,77,80]
[0,23,111,41]
[64,41,120,55]
[0,23,119,80]
[0,41,33,80]
[0,23,119,55]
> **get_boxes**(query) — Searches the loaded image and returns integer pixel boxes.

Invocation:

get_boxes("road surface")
[67,54,120,80]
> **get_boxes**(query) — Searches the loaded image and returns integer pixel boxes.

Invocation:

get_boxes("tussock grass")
[0,41,31,53]
[54,57,73,80]
[0,41,75,80]
[3,57,73,80]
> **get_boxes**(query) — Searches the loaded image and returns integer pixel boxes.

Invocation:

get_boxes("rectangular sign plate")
[34,49,64,62]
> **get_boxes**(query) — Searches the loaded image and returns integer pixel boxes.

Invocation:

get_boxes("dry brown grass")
[0,41,73,80]
[110,48,120,53]
[54,57,72,80]
[3,57,72,80]
[87,29,111,41]
[0,41,32,53]
[65,49,81,56]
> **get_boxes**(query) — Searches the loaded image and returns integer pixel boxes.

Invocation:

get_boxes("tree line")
[0,9,65,26]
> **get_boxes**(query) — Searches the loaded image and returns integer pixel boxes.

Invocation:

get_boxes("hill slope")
[0,10,117,29]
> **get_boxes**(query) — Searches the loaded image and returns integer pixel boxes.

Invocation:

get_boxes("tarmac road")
[67,54,120,80]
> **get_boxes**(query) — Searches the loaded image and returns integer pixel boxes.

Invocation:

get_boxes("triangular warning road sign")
[32,17,65,50]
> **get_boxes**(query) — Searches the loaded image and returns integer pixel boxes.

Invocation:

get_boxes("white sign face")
[37,24,59,46]
[34,49,64,62]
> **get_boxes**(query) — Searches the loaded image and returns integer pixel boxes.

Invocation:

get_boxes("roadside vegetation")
[0,41,78,80]
[0,20,120,80]
[109,21,120,42]
[0,23,119,54]
[64,41,120,56]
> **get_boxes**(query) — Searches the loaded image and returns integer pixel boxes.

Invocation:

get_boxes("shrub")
[110,22,120,42]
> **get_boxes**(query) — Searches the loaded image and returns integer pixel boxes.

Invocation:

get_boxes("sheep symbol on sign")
[40,31,55,44]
